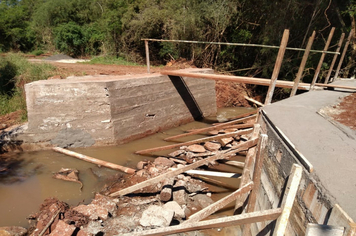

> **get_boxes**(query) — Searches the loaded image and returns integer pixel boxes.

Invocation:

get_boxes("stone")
[173,180,187,206]
[137,161,148,170]
[49,220,76,236]
[81,221,104,235]
[168,149,185,157]
[91,193,119,216]
[139,205,174,227]
[207,130,219,135]
[204,142,221,151]
[163,201,186,219]
[73,204,108,221]
[0,226,27,236]
[218,137,234,146]
[187,144,206,153]
[191,194,214,209]
[153,157,175,167]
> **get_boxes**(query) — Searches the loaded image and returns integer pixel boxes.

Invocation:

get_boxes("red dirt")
[330,93,356,130]
[0,110,23,130]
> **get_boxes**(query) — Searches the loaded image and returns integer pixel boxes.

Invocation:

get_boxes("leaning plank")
[244,96,264,107]
[185,181,254,224]
[220,160,245,168]
[135,128,253,154]
[109,138,258,197]
[211,114,257,126]
[52,147,136,174]
[272,164,303,236]
[189,175,238,190]
[170,168,241,178]
[122,208,282,236]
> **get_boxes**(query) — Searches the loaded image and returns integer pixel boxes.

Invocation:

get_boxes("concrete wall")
[245,112,354,235]
[23,68,217,148]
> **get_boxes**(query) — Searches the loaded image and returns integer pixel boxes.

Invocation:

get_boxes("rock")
[173,180,187,206]
[49,220,76,236]
[73,204,108,221]
[53,168,83,189]
[204,142,221,151]
[207,130,219,135]
[137,161,148,170]
[76,230,91,236]
[163,201,185,219]
[91,193,119,216]
[168,149,185,157]
[147,166,160,176]
[139,205,174,227]
[191,194,214,209]
[153,157,175,167]
[187,144,206,153]
[218,137,234,146]
[80,221,104,235]
[136,169,146,177]
[0,226,27,236]
[160,178,174,202]
[0,124,7,130]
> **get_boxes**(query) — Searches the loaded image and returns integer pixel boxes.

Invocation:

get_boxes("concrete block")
[305,223,344,236]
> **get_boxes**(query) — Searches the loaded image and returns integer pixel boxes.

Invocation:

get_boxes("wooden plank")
[160,71,310,90]
[220,160,245,168]
[234,124,260,212]
[145,40,150,73]
[122,208,282,236]
[189,174,238,190]
[272,164,303,236]
[324,33,345,84]
[52,147,136,174]
[244,96,264,107]
[109,138,258,197]
[334,30,354,81]
[347,223,356,236]
[290,31,316,97]
[265,29,290,105]
[135,128,253,154]
[170,169,241,178]
[310,27,335,89]
[165,122,254,141]
[185,181,254,224]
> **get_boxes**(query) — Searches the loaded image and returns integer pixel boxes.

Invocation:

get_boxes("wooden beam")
[52,147,136,174]
[310,27,335,89]
[122,208,282,236]
[234,124,260,212]
[170,168,241,178]
[190,174,238,190]
[265,29,290,105]
[145,40,150,73]
[324,33,345,84]
[334,30,354,81]
[160,71,310,90]
[272,164,303,236]
[220,160,245,168]
[109,138,258,197]
[185,181,254,224]
[290,31,316,97]
[135,128,253,154]
[244,96,264,107]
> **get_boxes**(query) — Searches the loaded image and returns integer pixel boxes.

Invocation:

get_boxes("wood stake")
[290,31,316,97]
[244,96,264,107]
[109,138,258,197]
[53,147,136,174]
[324,33,345,84]
[310,27,335,89]
[122,208,282,236]
[145,40,150,73]
[185,181,254,224]
[272,164,303,236]
[136,128,253,154]
[334,30,354,81]
[265,29,290,105]
[189,174,238,190]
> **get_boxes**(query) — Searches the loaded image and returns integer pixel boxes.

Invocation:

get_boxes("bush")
[31,49,44,56]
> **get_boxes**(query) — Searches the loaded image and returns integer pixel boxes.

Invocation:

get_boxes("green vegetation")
[0,53,56,119]
[86,56,139,66]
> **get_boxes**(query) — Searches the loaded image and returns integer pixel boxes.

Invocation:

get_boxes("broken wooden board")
[53,168,83,189]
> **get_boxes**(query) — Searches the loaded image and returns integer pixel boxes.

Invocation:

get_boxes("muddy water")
[0,107,254,227]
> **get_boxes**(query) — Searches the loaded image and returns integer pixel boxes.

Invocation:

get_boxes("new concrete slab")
[262,79,356,220]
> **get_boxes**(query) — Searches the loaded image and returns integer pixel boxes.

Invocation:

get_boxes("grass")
[85,55,140,66]
[0,53,57,120]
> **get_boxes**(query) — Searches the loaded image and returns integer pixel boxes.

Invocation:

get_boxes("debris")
[153,157,175,167]
[204,142,221,151]
[139,205,174,227]
[91,193,119,217]
[53,168,83,189]
[160,178,175,202]
[168,149,185,157]
[186,144,206,153]
[173,180,187,206]
[73,204,109,221]
[163,201,186,219]
[48,220,76,236]
[137,161,148,170]
[218,137,234,146]
[0,226,27,236]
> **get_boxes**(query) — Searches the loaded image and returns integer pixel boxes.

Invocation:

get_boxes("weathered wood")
[110,138,258,197]
[38,209,61,236]
[198,114,257,128]
[324,33,345,84]
[122,208,282,236]
[136,128,253,154]
[190,174,238,190]
[185,181,254,224]
[145,40,150,73]
[265,29,290,105]
[310,27,335,89]
[244,96,264,107]
[160,71,310,90]
[52,147,136,174]
[171,168,241,178]
[290,31,316,97]
[160,178,174,202]
[234,124,260,212]
[347,222,356,236]
[272,164,303,236]
[334,30,354,81]
[220,160,245,168]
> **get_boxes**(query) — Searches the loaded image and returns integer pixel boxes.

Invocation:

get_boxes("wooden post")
[264,29,290,105]
[52,147,136,174]
[334,30,354,81]
[310,27,335,89]
[324,33,345,84]
[347,222,356,236]
[145,40,150,73]
[290,31,316,97]
[272,164,303,236]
